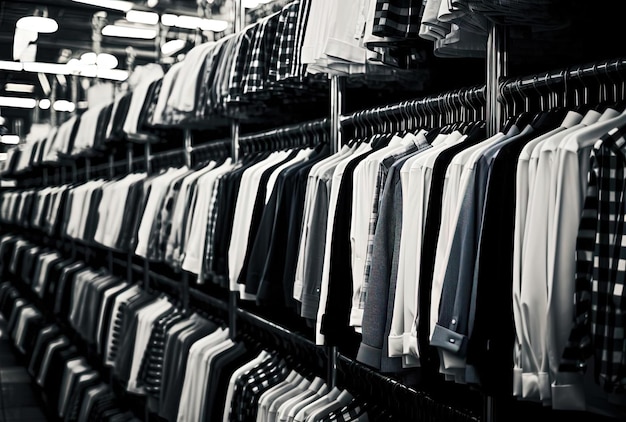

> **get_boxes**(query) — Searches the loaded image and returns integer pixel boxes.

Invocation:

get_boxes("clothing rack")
[339,84,486,136]
[335,354,480,422]
[499,56,626,117]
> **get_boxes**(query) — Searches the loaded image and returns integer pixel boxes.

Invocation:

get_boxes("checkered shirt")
[242,12,281,96]
[372,0,424,40]
[559,125,626,393]
[226,25,258,105]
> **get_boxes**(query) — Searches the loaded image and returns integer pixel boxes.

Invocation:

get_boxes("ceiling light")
[96,68,128,81]
[96,53,118,69]
[76,64,97,77]
[0,135,20,145]
[0,97,37,109]
[174,15,204,29]
[16,16,58,34]
[159,14,228,32]
[4,83,34,93]
[0,60,127,81]
[161,39,186,56]
[71,0,134,12]
[23,62,70,75]
[0,61,23,71]
[38,99,51,110]
[80,52,97,65]
[199,19,228,32]
[102,24,157,39]
[53,100,75,112]
[126,10,159,25]
[161,14,178,26]
[243,0,260,8]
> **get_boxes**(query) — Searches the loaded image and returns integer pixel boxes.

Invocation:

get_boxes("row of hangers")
[499,57,626,120]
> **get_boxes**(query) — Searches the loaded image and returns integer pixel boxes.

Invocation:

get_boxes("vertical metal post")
[85,157,91,181]
[184,129,193,168]
[126,143,133,173]
[50,78,57,127]
[484,24,507,422]
[330,75,344,154]
[108,153,114,179]
[327,74,345,388]
[126,143,133,283]
[145,142,152,174]
[234,0,245,33]
[486,23,507,137]
[229,119,240,339]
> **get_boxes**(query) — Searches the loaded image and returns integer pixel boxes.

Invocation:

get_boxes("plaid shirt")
[229,355,288,422]
[560,125,626,393]
[242,12,280,96]
[201,173,226,282]
[358,139,429,309]
[320,400,367,421]
[268,1,300,84]
[372,0,424,40]
[226,25,257,106]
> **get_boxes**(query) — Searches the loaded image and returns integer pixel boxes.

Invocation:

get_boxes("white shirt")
[182,159,235,275]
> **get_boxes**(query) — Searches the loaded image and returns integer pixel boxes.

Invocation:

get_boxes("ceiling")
[0,0,234,138]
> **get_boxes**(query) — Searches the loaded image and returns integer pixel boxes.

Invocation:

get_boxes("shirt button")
[449,338,456,344]
[451,318,457,325]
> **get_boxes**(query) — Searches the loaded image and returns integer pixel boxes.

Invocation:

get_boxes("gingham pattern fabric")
[226,25,258,105]
[196,40,227,120]
[290,0,311,81]
[229,356,288,422]
[320,401,367,421]
[560,125,626,393]
[268,1,300,84]
[372,0,424,39]
[200,173,226,282]
[242,12,281,96]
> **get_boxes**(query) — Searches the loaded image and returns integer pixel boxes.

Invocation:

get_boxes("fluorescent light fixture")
[161,39,186,56]
[243,0,260,8]
[23,62,71,75]
[4,83,34,93]
[15,16,59,34]
[96,68,128,81]
[80,52,97,65]
[160,14,228,32]
[126,10,159,25]
[96,53,118,69]
[175,15,204,29]
[0,96,37,109]
[102,24,157,39]
[161,14,178,26]
[71,0,134,12]
[38,99,51,109]
[16,16,58,34]
[79,65,98,77]
[53,100,75,112]
[0,60,127,81]
[0,135,20,145]
[199,19,228,32]
[0,60,23,71]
